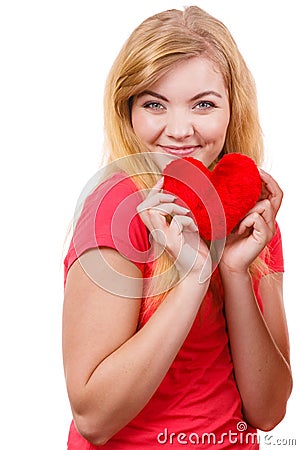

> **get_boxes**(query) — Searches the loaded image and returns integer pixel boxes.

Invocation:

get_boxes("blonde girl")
[63,6,292,449]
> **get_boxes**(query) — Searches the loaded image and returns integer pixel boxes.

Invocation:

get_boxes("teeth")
[165,147,195,150]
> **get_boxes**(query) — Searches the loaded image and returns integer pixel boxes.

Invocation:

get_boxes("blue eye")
[143,102,164,111]
[194,101,215,110]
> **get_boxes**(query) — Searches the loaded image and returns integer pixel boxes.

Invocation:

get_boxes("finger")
[148,216,198,256]
[152,204,190,216]
[169,215,198,235]
[147,177,165,198]
[247,199,274,227]
[238,211,268,236]
[259,169,281,194]
[137,192,177,212]
[258,169,283,214]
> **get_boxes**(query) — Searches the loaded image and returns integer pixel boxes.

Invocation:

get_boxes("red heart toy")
[163,153,262,241]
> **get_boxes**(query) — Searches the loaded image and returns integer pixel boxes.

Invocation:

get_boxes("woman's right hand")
[137,177,212,284]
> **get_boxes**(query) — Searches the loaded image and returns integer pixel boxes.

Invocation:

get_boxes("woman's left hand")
[219,169,283,273]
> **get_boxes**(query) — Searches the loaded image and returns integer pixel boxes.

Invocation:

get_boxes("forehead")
[147,56,227,97]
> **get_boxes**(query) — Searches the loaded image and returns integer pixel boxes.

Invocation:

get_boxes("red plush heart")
[162,153,262,241]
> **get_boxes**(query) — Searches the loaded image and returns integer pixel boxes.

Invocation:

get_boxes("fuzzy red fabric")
[163,153,262,241]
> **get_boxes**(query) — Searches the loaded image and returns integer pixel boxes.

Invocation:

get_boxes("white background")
[0,1,299,449]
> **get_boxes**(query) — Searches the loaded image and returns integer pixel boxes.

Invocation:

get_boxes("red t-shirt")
[64,172,284,449]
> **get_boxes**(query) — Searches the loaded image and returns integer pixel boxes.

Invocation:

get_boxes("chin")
[188,154,213,168]
[150,152,177,171]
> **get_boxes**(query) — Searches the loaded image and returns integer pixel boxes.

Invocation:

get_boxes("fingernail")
[258,168,268,175]
[154,177,164,188]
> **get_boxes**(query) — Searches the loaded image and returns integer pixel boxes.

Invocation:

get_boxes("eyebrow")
[190,91,223,101]
[137,90,169,102]
[137,89,223,102]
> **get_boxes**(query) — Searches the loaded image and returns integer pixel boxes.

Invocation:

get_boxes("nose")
[165,110,194,141]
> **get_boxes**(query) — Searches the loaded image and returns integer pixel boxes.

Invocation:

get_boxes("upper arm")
[62,247,143,410]
[260,272,290,364]
[258,222,289,363]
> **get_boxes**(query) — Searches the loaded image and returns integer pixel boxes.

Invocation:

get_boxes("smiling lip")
[158,145,200,156]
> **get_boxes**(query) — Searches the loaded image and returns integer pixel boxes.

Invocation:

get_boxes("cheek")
[131,110,163,143]
[198,115,229,143]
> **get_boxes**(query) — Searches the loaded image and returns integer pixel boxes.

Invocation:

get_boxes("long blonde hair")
[103,6,265,317]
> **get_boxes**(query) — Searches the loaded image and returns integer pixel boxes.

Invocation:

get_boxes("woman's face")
[131,56,230,170]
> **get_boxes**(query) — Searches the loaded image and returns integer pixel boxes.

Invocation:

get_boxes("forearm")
[221,269,292,430]
[74,276,208,445]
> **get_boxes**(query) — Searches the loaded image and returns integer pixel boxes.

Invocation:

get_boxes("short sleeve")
[253,222,284,313]
[64,172,151,284]
[262,221,284,273]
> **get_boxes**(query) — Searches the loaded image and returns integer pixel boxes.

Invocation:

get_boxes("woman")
[63,6,292,449]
